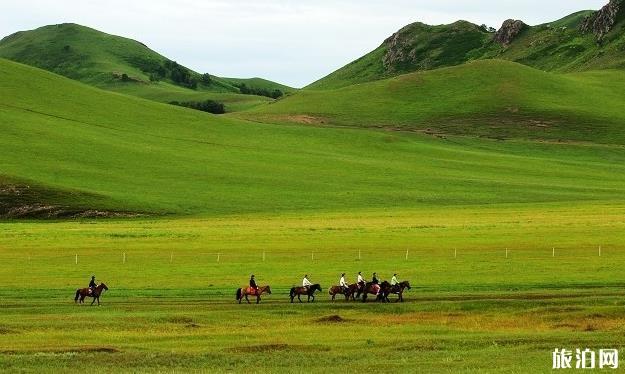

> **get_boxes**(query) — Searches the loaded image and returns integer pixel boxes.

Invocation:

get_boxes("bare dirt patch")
[315,315,348,323]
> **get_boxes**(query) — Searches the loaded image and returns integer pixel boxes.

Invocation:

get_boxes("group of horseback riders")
[243,272,410,304]
[79,272,410,306]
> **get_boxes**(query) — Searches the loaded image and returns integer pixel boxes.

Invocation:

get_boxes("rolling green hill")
[244,59,625,145]
[308,1,625,89]
[0,23,294,111]
[2,58,625,218]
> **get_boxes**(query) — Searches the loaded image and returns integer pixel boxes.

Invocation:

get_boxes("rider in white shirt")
[339,273,349,292]
[391,273,400,286]
[302,274,312,289]
[357,272,366,285]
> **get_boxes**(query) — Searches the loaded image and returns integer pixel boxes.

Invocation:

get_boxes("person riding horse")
[88,275,97,296]
[371,272,381,295]
[339,273,349,294]
[302,274,312,291]
[357,271,366,290]
[391,273,399,286]
[250,274,259,295]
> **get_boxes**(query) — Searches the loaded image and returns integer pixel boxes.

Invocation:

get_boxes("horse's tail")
[74,289,80,302]
[236,288,242,301]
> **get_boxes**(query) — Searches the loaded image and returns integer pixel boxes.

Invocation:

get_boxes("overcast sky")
[1,0,607,87]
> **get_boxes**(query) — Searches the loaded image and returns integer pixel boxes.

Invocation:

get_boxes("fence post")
[599,246,602,257]
[262,251,266,262]
[123,252,126,264]
[454,248,457,259]
[405,249,409,261]
[217,253,221,263]
[506,248,508,259]
[75,254,78,265]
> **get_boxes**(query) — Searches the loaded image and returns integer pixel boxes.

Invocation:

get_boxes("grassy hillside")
[307,21,493,90]
[308,3,625,89]
[247,60,625,145]
[222,77,297,93]
[3,58,625,217]
[0,23,294,111]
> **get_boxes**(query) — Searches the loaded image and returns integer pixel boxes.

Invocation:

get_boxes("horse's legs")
[331,293,335,301]
[245,294,250,304]
[298,294,302,303]
[256,295,261,304]
[91,296,96,306]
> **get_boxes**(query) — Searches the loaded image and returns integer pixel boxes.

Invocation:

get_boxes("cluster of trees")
[129,56,206,89]
[169,100,225,114]
[235,83,284,99]
[479,24,497,33]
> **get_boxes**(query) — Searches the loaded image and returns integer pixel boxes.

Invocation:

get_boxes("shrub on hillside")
[235,83,283,99]
[169,100,225,114]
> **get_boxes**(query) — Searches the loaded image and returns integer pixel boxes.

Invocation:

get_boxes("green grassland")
[0,23,294,112]
[1,205,624,372]
[3,59,625,217]
[246,60,625,144]
[2,6,625,371]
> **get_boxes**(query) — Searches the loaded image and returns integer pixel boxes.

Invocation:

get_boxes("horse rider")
[339,273,349,293]
[250,274,259,295]
[357,271,366,290]
[88,275,97,295]
[302,274,312,290]
[391,273,400,287]
[371,272,380,295]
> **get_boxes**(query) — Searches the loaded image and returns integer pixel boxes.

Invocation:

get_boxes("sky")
[0,0,607,88]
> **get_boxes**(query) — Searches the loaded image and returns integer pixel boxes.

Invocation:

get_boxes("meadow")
[2,50,625,372]
[1,203,625,372]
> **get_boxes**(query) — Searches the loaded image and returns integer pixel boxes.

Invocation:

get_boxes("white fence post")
[405,249,409,261]
[75,254,78,265]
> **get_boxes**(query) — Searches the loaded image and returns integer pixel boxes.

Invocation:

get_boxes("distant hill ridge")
[0,23,295,111]
[308,0,625,89]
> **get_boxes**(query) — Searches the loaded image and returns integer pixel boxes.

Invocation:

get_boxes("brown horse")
[386,281,411,302]
[74,283,108,306]
[329,283,359,301]
[290,284,322,303]
[361,281,389,303]
[236,285,271,304]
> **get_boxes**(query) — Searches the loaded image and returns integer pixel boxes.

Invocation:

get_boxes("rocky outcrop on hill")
[493,19,527,46]
[580,0,624,41]
[382,24,420,72]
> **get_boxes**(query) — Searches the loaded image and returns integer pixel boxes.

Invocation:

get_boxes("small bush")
[169,100,225,114]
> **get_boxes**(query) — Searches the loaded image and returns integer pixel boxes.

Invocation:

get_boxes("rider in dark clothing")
[371,272,379,285]
[250,275,258,294]
[88,275,97,295]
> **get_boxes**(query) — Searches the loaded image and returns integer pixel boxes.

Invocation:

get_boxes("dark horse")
[236,285,272,304]
[386,281,411,302]
[75,283,109,306]
[328,283,359,301]
[361,281,390,303]
[290,284,322,303]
